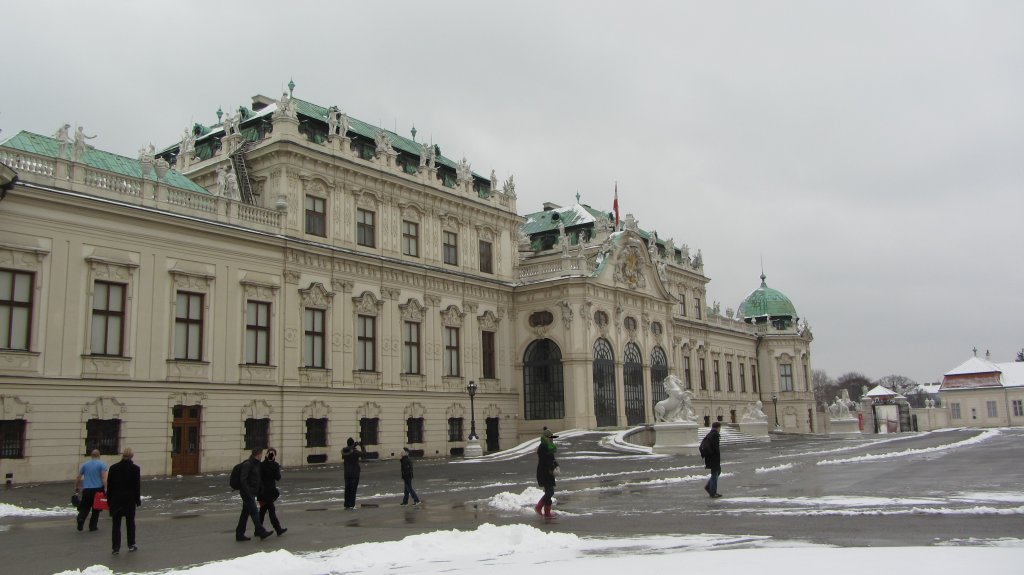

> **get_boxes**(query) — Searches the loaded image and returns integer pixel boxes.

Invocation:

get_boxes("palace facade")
[0,86,814,482]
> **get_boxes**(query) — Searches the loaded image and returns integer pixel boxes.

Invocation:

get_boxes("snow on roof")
[919,384,941,394]
[865,385,896,397]
[998,361,1024,387]
[944,356,1000,376]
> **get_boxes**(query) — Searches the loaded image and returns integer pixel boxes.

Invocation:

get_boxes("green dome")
[738,274,798,321]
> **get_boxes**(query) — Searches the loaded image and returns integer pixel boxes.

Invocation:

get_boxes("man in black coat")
[700,421,723,498]
[236,449,272,541]
[258,448,286,536]
[399,447,421,506]
[341,438,365,509]
[107,448,141,554]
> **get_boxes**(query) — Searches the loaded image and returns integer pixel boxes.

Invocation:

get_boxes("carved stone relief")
[352,291,383,316]
[400,298,425,322]
[241,399,273,419]
[300,282,335,309]
[441,305,465,328]
[82,397,126,420]
[0,395,31,419]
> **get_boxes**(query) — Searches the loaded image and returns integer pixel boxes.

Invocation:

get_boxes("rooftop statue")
[502,174,516,197]
[327,106,339,135]
[456,157,472,183]
[653,375,696,423]
[215,165,227,196]
[419,141,435,168]
[223,164,241,200]
[274,92,296,119]
[741,400,768,422]
[54,123,71,159]
[490,169,498,191]
[72,126,96,163]
[375,129,395,156]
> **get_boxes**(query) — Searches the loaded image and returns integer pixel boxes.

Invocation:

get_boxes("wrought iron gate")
[593,338,617,427]
[624,343,645,425]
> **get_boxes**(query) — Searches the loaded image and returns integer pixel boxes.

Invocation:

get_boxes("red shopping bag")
[93,491,109,511]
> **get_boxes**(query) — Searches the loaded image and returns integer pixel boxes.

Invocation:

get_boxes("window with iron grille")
[481,331,496,379]
[0,419,26,458]
[523,339,565,420]
[951,403,961,419]
[403,321,420,374]
[443,231,458,265]
[447,417,464,442]
[174,292,204,361]
[305,195,326,237]
[357,208,376,247]
[360,417,379,445]
[244,417,269,450]
[727,361,734,392]
[699,358,707,390]
[91,281,125,356]
[479,240,493,274]
[684,356,692,389]
[713,360,721,391]
[245,301,271,365]
[305,418,328,448]
[779,363,794,391]
[85,418,120,455]
[356,315,375,371]
[304,308,325,368]
[406,417,424,444]
[650,346,668,406]
[444,326,460,377]
[0,269,33,350]
[402,220,419,257]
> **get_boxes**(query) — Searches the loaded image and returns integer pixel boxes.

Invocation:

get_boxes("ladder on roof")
[230,140,256,205]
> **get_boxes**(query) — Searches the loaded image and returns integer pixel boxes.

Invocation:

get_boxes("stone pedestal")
[463,437,483,458]
[652,421,700,455]
[737,420,770,440]
[829,418,861,437]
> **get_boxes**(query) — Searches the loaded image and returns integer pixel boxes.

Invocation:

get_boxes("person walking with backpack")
[399,447,421,506]
[235,449,272,541]
[700,421,723,498]
[534,427,559,518]
[341,438,365,510]
[106,448,141,554]
[258,448,286,536]
[74,449,108,532]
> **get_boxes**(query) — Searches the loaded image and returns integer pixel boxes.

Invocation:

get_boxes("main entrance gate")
[623,343,645,425]
[593,338,617,427]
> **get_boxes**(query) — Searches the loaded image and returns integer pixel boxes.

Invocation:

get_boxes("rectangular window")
[751,364,758,393]
[951,402,962,419]
[803,364,810,392]
[359,417,379,445]
[739,363,747,392]
[85,418,120,455]
[90,281,125,356]
[727,361,734,392]
[448,417,464,442]
[479,240,493,274]
[0,420,27,459]
[780,363,794,391]
[684,356,692,389]
[444,326,460,377]
[0,269,34,350]
[356,208,375,247]
[481,331,496,379]
[679,293,686,317]
[304,195,326,237]
[403,321,420,374]
[699,358,707,390]
[713,360,721,391]
[244,417,269,451]
[986,400,998,418]
[443,231,458,266]
[406,417,424,444]
[356,315,376,371]
[1012,400,1023,417]
[304,308,325,368]
[174,292,204,361]
[245,301,271,365]
[695,297,702,320]
[305,418,328,448]
[402,221,419,257]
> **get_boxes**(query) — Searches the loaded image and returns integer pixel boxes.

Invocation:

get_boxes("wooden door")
[171,405,201,475]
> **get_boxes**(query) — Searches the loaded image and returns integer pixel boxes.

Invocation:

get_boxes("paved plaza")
[1,427,1022,574]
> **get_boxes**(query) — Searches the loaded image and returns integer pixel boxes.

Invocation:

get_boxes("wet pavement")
[2,428,1022,573]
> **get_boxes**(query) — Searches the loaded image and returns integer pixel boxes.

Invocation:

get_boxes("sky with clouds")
[2,1,1021,384]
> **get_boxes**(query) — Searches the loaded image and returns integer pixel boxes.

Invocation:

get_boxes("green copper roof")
[1,131,210,195]
[738,274,798,319]
[520,203,611,235]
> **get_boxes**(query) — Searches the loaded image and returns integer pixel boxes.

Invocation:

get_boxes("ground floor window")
[0,419,26,458]
[1014,400,1023,417]
[986,401,998,418]
[407,417,424,444]
[85,418,120,455]
[244,417,270,450]
[305,418,328,448]
[951,403,961,419]
[360,417,380,445]
[448,417,464,442]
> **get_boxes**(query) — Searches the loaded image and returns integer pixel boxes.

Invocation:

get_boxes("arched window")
[523,339,564,420]
[592,338,617,427]
[623,342,645,425]
[650,346,668,407]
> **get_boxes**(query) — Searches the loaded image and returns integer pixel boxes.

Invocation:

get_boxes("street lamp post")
[464,380,483,457]
[771,393,779,428]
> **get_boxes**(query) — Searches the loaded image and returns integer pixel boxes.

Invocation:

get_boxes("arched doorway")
[523,339,565,420]
[592,338,617,427]
[650,346,668,408]
[624,343,645,425]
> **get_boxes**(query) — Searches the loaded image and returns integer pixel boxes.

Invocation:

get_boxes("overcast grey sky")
[2,1,1022,384]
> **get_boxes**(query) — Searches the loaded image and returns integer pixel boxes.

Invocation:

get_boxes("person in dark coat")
[399,447,421,506]
[258,448,286,536]
[700,421,723,498]
[235,448,272,541]
[534,427,559,517]
[341,438,365,510]
[106,448,141,554]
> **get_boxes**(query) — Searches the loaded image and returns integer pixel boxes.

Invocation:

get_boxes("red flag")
[613,182,619,230]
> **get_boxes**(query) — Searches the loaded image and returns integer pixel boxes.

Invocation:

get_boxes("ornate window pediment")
[441,305,465,328]
[300,282,334,309]
[302,400,331,420]
[475,224,497,242]
[400,298,425,322]
[352,291,383,316]
[0,242,49,272]
[404,402,427,419]
[82,397,126,420]
[356,401,382,420]
[241,399,273,419]
[400,202,424,221]
[355,189,380,209]
[0,395,31,419]
[478,310,500,331]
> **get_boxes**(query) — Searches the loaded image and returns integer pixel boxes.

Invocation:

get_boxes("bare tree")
[836,372,872,403]
[1017,348,1023,362]
[875,374,919,396]
[812,369,836,408]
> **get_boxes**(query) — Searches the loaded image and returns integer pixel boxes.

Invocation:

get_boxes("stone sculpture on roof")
[654,375,696,423]
[327,106,339,135]
[375,129,395,157]
[72,126,96,163]
[54,124,71,159]
[502,174,516,198]
[274,92,296,119]
[223,164,241,200]
[419,141,435,169]
[490,169,498,191]
[456,157,472,184]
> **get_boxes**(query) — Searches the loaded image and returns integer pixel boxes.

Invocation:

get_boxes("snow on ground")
[715,493,1024,517]
[0,502,74,518]
[817,429,1000,465]
[755,463,794,473]
[52,523,1023,575]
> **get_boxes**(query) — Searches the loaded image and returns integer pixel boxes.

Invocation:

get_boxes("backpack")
[698,437,708,459]
[229,461,244,490]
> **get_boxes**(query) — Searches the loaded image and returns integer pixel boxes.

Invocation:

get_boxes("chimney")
[985,349,991,360]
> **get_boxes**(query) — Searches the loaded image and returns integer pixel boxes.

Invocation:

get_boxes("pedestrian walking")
[341,437,365,509]
[399,447,421,506]
[534,427,559,518]
[700,421,723,498]
[106,448,141,554]
[258,448,287,536]
[74,449,108,532]
[235,448,272,541]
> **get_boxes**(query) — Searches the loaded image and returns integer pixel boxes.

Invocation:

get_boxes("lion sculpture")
[654,375,696,423]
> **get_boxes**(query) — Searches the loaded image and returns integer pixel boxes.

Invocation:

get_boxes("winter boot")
[534,500,545,516]
[543,503,556,518]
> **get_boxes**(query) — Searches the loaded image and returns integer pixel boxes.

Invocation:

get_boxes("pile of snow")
[818,429,999,466]
[0,502,74,518]
[755,463,794,474]
[483,487,549,513]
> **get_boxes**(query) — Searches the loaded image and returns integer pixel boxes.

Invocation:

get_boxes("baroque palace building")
[0,85,815,482]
